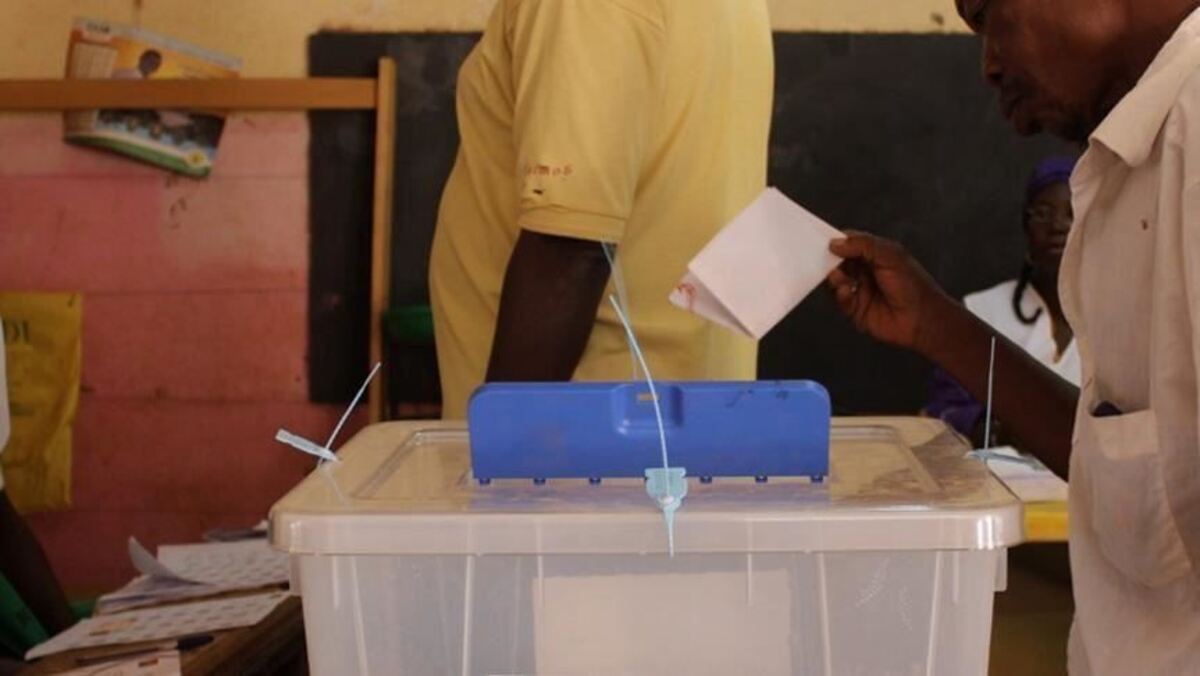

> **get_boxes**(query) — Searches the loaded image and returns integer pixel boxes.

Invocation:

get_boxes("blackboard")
[761,35,1072,413]
[308,33,480,405]
[308,32,1071,413]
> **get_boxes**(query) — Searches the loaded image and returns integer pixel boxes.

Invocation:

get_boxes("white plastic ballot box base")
[270,417,1022,676]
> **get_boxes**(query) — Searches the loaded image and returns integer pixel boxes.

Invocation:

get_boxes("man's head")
[955,0,1138,142]
[138,49,163,77]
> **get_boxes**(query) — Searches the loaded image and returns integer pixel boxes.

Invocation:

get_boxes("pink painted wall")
[0,112,361,594]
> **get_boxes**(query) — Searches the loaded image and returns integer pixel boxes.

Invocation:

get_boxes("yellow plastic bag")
[0,293,81,513]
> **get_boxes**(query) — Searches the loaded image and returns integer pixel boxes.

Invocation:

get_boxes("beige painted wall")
[1,0,968,79]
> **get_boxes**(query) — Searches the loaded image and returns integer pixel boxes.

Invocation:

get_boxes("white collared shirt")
[1060,8,1200,674]
[964,280,1081,386]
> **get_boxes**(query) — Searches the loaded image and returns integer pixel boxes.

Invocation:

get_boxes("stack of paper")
[985,446,1069,503]
[95,538,289,614]
[28,591,288,660]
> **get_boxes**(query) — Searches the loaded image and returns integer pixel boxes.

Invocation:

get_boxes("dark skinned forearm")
[486,229,612,383]
[918,295,1079,478]
[0,491,74,635]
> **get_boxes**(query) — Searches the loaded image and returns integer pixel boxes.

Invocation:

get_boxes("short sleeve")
[508,0,665,243]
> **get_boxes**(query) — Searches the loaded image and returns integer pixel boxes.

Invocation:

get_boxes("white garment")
[0,314,8,491]
[964,280,1081,386]
[1059,8,1200,674]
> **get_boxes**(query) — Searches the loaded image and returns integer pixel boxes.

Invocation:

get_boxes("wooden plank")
[368,58,398,422]
[0,78,376,111]
[183,596,306,675]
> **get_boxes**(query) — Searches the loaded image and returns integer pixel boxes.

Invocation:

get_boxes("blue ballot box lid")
[467,381,833,484]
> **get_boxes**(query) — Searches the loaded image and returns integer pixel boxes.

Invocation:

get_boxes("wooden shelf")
[0,78,376,111]
[0,61,398,421]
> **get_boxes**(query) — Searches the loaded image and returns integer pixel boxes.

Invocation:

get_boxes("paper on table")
[99,539,290,614]
[128,537,287,587]
[52,650,181,676]
[27,591,288,660]
[985,446,1068,503]
[96,577,222,615]
[669,188,844,339]
[128,538,200,584]
[156,540,289,589]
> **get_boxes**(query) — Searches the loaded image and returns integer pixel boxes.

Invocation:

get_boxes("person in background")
[828,0,1200,671]
[0,316,74,672]
[430,0,774,419]
[926,156,1080,444]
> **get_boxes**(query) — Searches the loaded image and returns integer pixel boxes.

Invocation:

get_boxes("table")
[1024,500,1069,543]
[22,595,305,675]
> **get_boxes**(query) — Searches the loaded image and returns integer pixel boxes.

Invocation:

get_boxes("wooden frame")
[0,60,398,423]
[0,78,376,110]
[367,59,397,423]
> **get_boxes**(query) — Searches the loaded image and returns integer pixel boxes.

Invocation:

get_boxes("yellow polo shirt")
[430,0,774,420]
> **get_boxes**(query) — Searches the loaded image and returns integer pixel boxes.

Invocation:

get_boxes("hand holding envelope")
[669,188,845,339]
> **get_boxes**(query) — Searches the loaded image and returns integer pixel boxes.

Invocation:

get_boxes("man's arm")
[829,233,1078,477]
[0,490,74,635]
[486,230,612,382]
[490,0,664,384]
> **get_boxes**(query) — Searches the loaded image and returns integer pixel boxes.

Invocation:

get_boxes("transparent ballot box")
[270,418,1021,675]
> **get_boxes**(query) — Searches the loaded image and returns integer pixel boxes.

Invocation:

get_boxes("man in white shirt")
[826,0,1200,672]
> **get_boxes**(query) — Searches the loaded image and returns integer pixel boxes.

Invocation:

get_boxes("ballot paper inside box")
[270,418,1021,676]
[670,187,844,339]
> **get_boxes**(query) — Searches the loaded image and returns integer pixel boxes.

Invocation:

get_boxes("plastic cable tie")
[603,243,640,380]
[272,362,381,467]
[645,467,687,556]
[965,336,1039,469]
[325,362,381,449]
[609,293,687,555]
[274,429,339,464]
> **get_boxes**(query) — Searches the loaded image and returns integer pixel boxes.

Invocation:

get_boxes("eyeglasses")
[1026,205,1073,225]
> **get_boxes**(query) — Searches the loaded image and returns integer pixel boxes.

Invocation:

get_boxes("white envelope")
[669,187,844,339]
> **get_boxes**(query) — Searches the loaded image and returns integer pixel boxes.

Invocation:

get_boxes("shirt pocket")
[1081,408,1193,587]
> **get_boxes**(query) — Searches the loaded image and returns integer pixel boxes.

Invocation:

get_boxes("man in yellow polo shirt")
[431,0,774,419]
